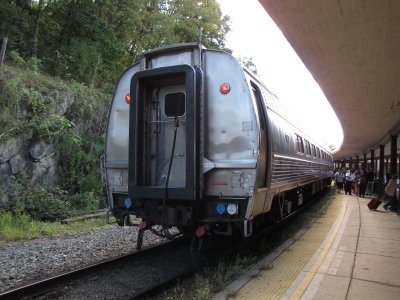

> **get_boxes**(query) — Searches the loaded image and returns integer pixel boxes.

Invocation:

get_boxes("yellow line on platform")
[226,195,346,300]
[289,196,347,300]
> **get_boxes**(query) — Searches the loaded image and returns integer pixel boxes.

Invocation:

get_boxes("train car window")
[295,134,304,153]
[165,92,185,117]
[311,144,316,157]
[304,140,311,156]
[316,147,321,158]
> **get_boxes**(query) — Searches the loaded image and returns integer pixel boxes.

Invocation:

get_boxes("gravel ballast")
[0,225,166,292]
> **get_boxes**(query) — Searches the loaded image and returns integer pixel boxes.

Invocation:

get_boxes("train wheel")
[105,210,111,224]
[116,214,125,226]
[123,214,132,226]
[136,229,144,250]
[190,235,203,257]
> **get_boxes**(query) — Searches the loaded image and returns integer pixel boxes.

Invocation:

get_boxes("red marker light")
[125,94,131,104]
[220,83,230,94]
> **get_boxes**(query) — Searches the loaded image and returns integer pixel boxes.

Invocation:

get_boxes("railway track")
[0,237,195,300]
[0,230,275,300]
[136,194,327,298]
[0,192,331,300]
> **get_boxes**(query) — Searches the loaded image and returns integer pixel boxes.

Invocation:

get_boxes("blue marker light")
[124,198,132,208]
[216,203,226,215]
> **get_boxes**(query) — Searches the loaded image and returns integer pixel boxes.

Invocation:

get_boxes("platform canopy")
[259,0,400,160]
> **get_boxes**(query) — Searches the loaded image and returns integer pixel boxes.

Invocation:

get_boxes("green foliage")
[1,0,230,87]
[168,275,211,300]
[193,288,210,300]
[0,64,109,196]
[0,209,115,242]
[0,1,33,55]
[6,184,107,222]
[0,66,62,133]
[192,275,211,300]
[28,90,48,116]
[8,50,25,66]
[0,211,39,241]
[26,57,43,74]
[57,103,106,194]
[166,0,230,50]
[237,56,258,75]
[54,50,72,79]
[213,255,255,288]
[78,176,105,195]
[65,192,105,215]
[35,115,74,139]
[0,77,24,118]
[12,186,70,221]
[71,40,100,85]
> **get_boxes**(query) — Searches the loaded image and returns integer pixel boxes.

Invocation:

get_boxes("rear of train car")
[104,43,333,242]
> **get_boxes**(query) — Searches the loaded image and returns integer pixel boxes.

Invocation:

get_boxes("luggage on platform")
[367,198,382,210]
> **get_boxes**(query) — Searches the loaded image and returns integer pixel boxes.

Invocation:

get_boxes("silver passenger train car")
[105,43,333,248]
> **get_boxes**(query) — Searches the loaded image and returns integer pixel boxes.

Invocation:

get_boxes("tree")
[0,0,33,54]
[39,0,126,86]
[0,0,231,88]
[30,0,44,58]
[237,56,258,75]
[166,0,230,50]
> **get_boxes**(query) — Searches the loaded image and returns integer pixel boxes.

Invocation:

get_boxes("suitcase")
[367,198,382,210]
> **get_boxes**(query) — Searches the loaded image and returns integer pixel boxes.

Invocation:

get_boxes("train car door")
[251,84,268,188]
[156,85,186,187]
[129,65,200,203]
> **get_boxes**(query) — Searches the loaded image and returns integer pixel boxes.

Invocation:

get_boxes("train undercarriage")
[111,178,330,253]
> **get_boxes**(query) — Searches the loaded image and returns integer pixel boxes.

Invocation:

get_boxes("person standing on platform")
[383,174,399,211]
[353,170,361,196]
[344,169,353,195]
[359,171,367,197]
[366,169,375,195]
[333,169,345,193]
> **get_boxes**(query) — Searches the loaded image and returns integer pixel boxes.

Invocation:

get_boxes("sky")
[217,0,344,151]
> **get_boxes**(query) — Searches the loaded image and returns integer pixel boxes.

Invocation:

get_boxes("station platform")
[214,193,400,300]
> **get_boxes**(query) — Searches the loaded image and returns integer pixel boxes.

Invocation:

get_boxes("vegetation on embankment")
[0,210,116,243]
[0,60,111,236]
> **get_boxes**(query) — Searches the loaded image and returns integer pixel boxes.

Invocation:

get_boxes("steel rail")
[0,191,330,300]
[0,238,188,300]
[133,191,330,299]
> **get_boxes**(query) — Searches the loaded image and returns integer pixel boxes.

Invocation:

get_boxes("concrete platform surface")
[214,193,400,300]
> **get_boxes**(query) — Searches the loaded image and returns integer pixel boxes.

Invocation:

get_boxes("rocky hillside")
[0,62,111,210]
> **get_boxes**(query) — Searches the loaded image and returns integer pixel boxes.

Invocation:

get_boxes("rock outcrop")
[0,92,75,206]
